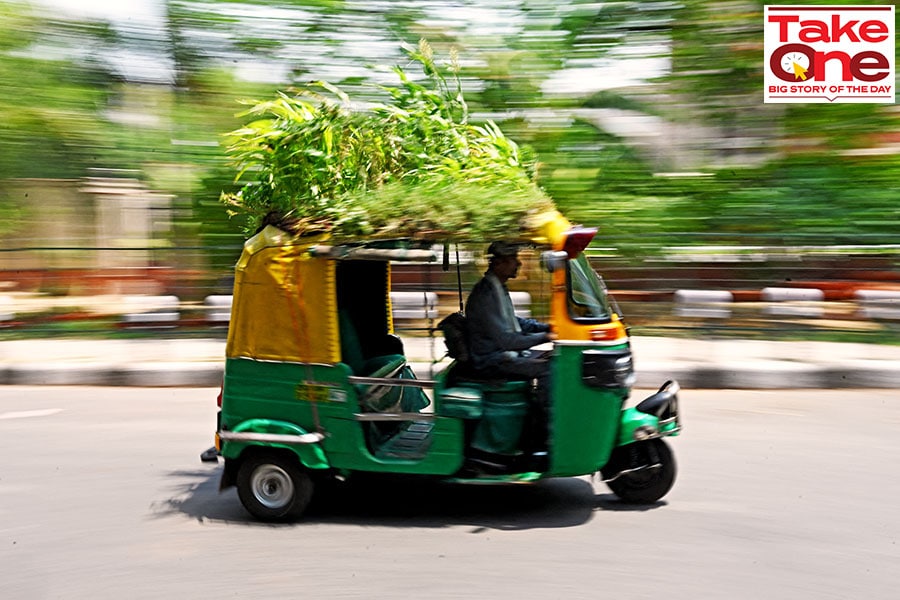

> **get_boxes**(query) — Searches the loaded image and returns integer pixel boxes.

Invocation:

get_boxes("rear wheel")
[236,452,313,522]
[602,439,676,504]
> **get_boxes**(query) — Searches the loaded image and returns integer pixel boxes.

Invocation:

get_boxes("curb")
[1,360,897,389]
[0,363,224,387]
[633,364,900,390]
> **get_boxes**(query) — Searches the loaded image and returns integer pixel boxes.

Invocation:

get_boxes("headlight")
[633,425,657,441]
[581,349,634,389]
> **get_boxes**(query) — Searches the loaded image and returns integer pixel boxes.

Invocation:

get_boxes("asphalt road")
[1,386,899,599]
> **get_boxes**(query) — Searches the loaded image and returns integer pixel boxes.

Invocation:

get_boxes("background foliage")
[1,0,898,259]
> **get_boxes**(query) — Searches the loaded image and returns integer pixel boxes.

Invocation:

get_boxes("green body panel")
[221,357,465,476]
[321,416,464,474]
[615,407,682,446]
[223,418,329,470]
[222,358,354,433]
[547,343,630,477]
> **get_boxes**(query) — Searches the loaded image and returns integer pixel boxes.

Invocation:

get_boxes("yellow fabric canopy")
[226,226,341,364]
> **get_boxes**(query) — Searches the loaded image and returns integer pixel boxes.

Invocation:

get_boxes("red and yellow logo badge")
[764,5,895,103]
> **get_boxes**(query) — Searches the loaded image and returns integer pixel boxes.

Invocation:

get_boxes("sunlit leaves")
[221,42,554,239]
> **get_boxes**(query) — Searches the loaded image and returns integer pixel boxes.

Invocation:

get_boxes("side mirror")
[541,251,569,273]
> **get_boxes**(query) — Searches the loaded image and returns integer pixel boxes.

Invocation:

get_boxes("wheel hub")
[250,464,294,509]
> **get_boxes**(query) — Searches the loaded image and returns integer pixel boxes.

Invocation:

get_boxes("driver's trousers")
[481,352,551,451]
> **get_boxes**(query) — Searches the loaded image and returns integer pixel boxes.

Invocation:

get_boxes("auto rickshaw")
[209,209,681,522]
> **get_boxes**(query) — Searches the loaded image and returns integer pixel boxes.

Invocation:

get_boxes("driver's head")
[487,241,522,282]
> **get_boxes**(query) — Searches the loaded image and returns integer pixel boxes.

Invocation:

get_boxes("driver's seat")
[437,311,529,388]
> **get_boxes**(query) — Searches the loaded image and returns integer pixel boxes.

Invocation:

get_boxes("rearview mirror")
[541,251,569,273]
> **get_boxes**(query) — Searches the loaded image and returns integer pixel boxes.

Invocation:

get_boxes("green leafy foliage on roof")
[221,40,555,240]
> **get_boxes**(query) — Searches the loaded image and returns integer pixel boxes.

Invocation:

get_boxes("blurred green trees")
[0,0,897,260]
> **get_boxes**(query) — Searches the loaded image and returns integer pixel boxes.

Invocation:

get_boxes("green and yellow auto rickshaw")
[209,209,681,521]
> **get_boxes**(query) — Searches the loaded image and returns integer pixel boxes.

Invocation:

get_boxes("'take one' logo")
[764,6,895,103]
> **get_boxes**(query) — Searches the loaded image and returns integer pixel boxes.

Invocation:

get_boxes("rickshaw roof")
[309,243,439,262]
[246,208,574,259]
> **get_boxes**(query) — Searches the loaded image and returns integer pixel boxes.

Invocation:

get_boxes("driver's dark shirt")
[465,272,551,370]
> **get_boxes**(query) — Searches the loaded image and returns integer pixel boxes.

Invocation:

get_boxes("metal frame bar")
[353,412,437,422]
[602,462,662,484]
[218,431,325,445]
[348,376,436,388]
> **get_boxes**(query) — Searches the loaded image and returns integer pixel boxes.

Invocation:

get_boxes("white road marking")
[0,408,64,420]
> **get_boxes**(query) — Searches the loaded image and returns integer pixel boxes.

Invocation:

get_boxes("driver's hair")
[488,253,516,269]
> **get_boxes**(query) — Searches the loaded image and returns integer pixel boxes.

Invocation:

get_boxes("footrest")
[374,420,435,460]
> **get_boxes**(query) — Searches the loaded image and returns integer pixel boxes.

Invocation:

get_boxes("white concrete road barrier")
[674,289,734,319]
[762,287,825,317]
[855,289,900,320]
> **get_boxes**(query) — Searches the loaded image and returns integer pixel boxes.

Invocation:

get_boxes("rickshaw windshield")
[567,253,613,322]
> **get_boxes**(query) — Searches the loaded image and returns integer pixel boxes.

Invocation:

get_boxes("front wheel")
[236,452,313,522]
[602,439,676,504]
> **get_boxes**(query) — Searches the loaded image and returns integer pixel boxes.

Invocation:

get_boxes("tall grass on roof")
[221,40,555,241]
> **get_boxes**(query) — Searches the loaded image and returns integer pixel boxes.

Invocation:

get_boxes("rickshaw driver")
[464,241,555,450]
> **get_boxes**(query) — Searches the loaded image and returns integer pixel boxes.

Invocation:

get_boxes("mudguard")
[220,418,329,470]
[616,407,662,446]
[615,381,682,446]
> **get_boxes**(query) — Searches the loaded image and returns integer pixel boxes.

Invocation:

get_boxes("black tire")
[236,452,313,522]
[603,439,676,504]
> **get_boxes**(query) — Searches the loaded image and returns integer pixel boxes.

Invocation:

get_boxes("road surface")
[1,386,898,599]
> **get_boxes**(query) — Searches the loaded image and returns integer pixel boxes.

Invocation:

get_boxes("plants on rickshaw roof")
[221,40,555,241]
